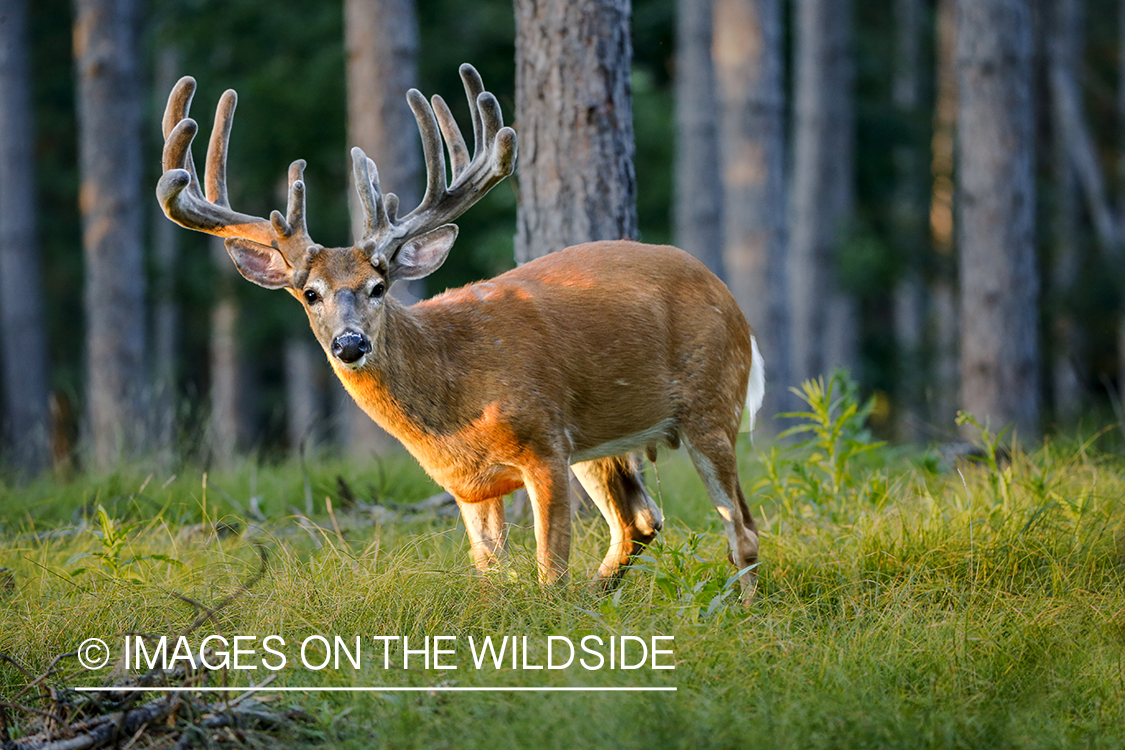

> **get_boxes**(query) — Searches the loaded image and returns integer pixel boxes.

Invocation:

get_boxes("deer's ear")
[225,238,293,289]
[388,224,458,282]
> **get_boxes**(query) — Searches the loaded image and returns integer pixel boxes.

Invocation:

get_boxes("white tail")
[156,65,762,597]
[746,336,766,435]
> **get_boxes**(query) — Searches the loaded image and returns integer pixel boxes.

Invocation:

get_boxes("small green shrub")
[65,505,181,581]
[758,371,886,516]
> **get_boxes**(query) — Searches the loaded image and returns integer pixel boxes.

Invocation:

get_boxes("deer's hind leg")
[682,430,759,599]
[456,495,507,571]
[572,454,664,586]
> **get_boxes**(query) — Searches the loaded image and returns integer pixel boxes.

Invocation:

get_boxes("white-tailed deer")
[157,65,764,597]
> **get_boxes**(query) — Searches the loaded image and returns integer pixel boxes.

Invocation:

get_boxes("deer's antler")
[156,76,316,274]
[350,64,517,261]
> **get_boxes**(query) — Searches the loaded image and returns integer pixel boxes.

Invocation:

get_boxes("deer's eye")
[303,289,320,305]
[370,281,386,299]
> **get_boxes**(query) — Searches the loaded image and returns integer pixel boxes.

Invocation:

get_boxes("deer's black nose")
[331,331,371,364]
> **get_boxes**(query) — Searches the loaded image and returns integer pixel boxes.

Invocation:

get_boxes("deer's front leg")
[456,495,507,571]
[522,459,572,585]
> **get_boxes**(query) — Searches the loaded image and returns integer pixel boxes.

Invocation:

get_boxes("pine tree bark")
[789,0,856,383]
[342,0,422,455]
[1047,0,1084,423]
[891,0,926,440]
[1119,0,1125,396]
[152,47,181,461]
[345,0,421,233]
[956,0,1039,436]
[713,0,790,422]
[285,337,320,454]
[513,0,637,262]
[0,0,51,473]
[930,0,959,431]
[674,0,725,279]
[208,237,242,464]
[73,0,147,469]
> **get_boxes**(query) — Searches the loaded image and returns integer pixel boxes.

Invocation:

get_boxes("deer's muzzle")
[332,330,371,365]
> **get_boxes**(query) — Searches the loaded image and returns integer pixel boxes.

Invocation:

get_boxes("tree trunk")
[208,237,242,464]
[152,46,181,462]
[713,0,790,423]
[344,0,421,245]
[73,0,147,469]
[285,337,321,454]
[789,0,856,383]
[513,0,637,262]
[1046,0,1084,423]
[674,0,725,279]
[956,0,1039,436]
[1120,0,1125,397]
[342,0,421,456]
[890,0,926,441]
[512,0,636,516]
[930,0,959,432]
[0,0,51,474]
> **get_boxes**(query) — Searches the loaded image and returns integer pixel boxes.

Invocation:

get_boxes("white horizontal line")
[74,686,676,693]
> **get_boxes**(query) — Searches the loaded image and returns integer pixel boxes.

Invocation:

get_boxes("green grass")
[2,387,1124,748]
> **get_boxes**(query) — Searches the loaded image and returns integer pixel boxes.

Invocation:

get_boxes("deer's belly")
[429,461,524,503]
[568,418,676,464]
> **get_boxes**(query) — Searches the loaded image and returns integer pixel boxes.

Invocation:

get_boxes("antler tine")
[406,88,448,216]
[459,64,486,159]
[431,95,470,180]
[268,159,311,263]
[205,89,236,207]
[351,146,389,245]
[161,118,198,177]
[161,77,203,203]
[283,159,309,239]
[163,77,201,198]
[385,192,400,223]
[365,156,398,225]
[475,92,504,152]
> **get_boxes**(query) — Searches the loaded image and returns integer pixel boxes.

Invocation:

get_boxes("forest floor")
[2,382,1124,749]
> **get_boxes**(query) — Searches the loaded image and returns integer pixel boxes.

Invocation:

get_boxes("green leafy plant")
[759,371,886,514]
[67,505,181,581]
[955,410,1014,508]
[633,530,755,622]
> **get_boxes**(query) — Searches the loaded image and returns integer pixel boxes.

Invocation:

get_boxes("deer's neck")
[329,296,464,449]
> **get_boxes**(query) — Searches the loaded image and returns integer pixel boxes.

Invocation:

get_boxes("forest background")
[1,0,1120,475]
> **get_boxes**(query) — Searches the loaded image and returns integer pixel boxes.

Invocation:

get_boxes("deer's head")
[156,65,516,369]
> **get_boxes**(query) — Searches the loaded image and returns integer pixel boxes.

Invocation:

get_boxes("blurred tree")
[1046,0,1085,423]
[284,337,321,454]
[345,0,421,231]
[713,0,790,423]
[513,0,637,261]
[0,0,51,473]
[929,0,959,432]
[789,0,857,383]
[73,0,147,469]
[340,0,422,457]
[890,0,926,439]
[1120,0,1125,397]
[674,0,725,278]
[151,47,181,463]
[956,0,1039,435]
[208,237,243,464]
